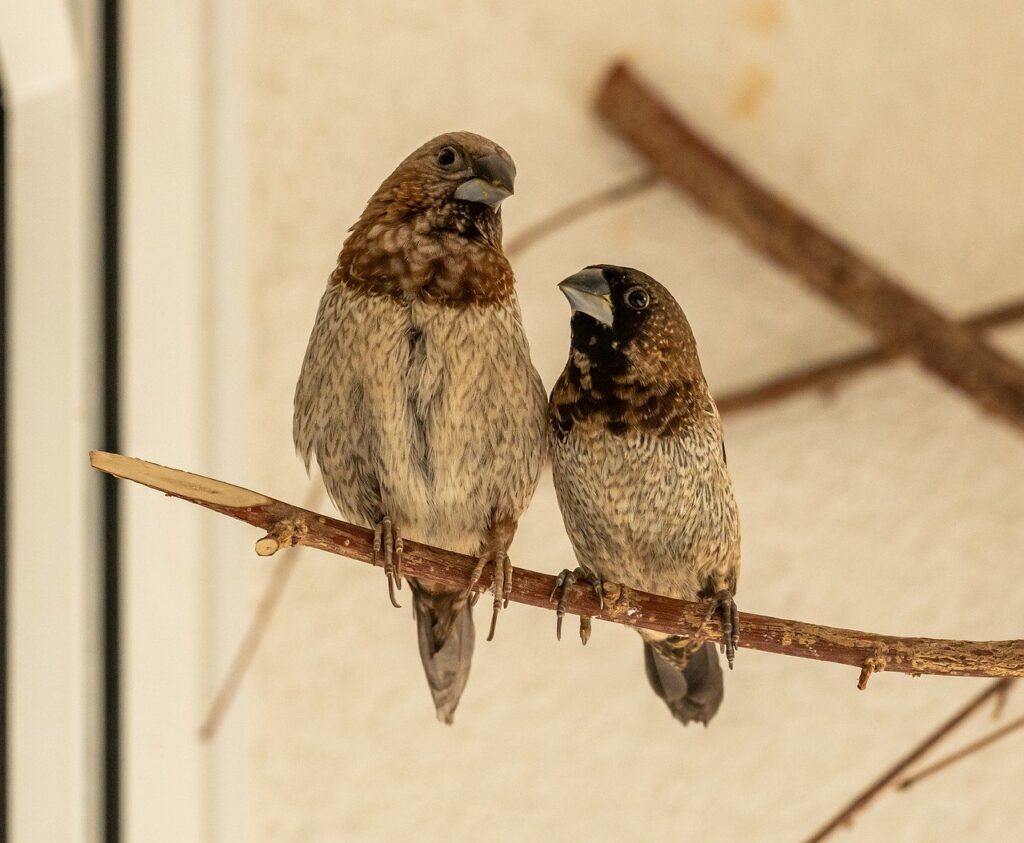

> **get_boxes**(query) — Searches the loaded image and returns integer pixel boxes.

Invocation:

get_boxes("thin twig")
[718,297,1024,415]
[90,451,1024,680]
[896,710,1024,791]
[803,678,1013,843]
[200,555,298,738]
[198,482,324,740]
[992,675,1015,719]
[505,172,658,257]
[596,61,1024,433]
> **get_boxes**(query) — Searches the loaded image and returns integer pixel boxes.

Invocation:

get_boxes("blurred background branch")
[896,707,1024,792]
[596,61,1024,434]
[804,679,1017,843]
[718,297,1024,414]
[504,172,659,257]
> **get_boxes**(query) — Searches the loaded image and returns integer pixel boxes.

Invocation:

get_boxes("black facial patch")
[554,327,690,439]
[553,266,702,439]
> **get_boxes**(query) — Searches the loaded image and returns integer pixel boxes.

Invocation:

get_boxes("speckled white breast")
[295,282,548,555]
[551,409,740,600]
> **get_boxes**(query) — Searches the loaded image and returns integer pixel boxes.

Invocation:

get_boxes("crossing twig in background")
[896,710,1024,792]
[717,297,1024,414]
[198,482,323,740]
[802,679,1015,843]
[504,172,658,257]
[596,61,1024,433]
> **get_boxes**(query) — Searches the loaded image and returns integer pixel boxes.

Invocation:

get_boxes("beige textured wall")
[246,2,1024,840]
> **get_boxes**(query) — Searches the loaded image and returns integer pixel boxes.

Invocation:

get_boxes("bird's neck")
[551,341,711,440]
[333,202,513,306]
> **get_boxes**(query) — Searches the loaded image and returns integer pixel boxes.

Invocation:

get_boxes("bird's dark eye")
[437,147,459,168]
[625,286,650,310]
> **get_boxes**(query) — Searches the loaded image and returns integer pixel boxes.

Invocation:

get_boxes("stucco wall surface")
[246,3,1024,840]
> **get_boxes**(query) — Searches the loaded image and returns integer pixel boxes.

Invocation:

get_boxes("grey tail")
[410,580,475,725]
[643,639,724,726]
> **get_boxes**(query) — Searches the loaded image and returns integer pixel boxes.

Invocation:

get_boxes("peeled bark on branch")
[91,451,1024,683]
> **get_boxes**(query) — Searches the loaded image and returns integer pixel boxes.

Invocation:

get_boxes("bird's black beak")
[454,154,515,209]
[559,267,614,326]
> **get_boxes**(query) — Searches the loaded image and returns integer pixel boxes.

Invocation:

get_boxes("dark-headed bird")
[549,265,740,726]
[294,133,548,724]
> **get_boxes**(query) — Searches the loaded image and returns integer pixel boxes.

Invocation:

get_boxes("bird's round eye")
[625,286,650,310]
[437,147,459,168]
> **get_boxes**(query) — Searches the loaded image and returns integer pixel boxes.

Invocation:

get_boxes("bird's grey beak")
[454,154,515,209]
[559,267,614,326]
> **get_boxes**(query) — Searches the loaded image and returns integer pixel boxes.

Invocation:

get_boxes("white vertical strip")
[203,0,254,838]
[1,0,102,840]
[121,0,208,839]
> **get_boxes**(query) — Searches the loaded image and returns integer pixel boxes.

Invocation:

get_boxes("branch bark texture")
[91,452,1024,682]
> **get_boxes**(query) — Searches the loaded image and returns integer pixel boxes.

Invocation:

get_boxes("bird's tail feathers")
[410,581,475,725]
[643,637,724,726]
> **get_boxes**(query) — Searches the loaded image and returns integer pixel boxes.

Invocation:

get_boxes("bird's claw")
[549,567,604,644]
[371,516,403,608]
[579,616,593,646]
[466,545,512,642]
[701,589,739,668]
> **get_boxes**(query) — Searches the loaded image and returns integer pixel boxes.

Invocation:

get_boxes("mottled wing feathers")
[293,283,432,534]
[294,283,389,525]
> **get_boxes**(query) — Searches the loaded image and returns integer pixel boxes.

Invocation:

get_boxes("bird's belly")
[552,432,727,599]
[381,299,545,554]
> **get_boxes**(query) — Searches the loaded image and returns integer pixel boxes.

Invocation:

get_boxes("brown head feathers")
[332,132,517,306]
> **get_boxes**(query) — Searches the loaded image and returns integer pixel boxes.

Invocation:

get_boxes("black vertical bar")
[101,0,121,841]
[1,78,10,843]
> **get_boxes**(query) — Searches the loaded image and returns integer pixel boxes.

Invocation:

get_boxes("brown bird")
[293,132,548,723]
[549,265,740,725]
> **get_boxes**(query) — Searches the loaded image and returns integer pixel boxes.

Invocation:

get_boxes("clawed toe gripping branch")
[91,451,1024,686]
[550,567,605,644]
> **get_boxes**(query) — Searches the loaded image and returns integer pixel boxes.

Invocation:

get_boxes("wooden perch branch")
[90,451,1024,681]
[595,62,1024,433]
